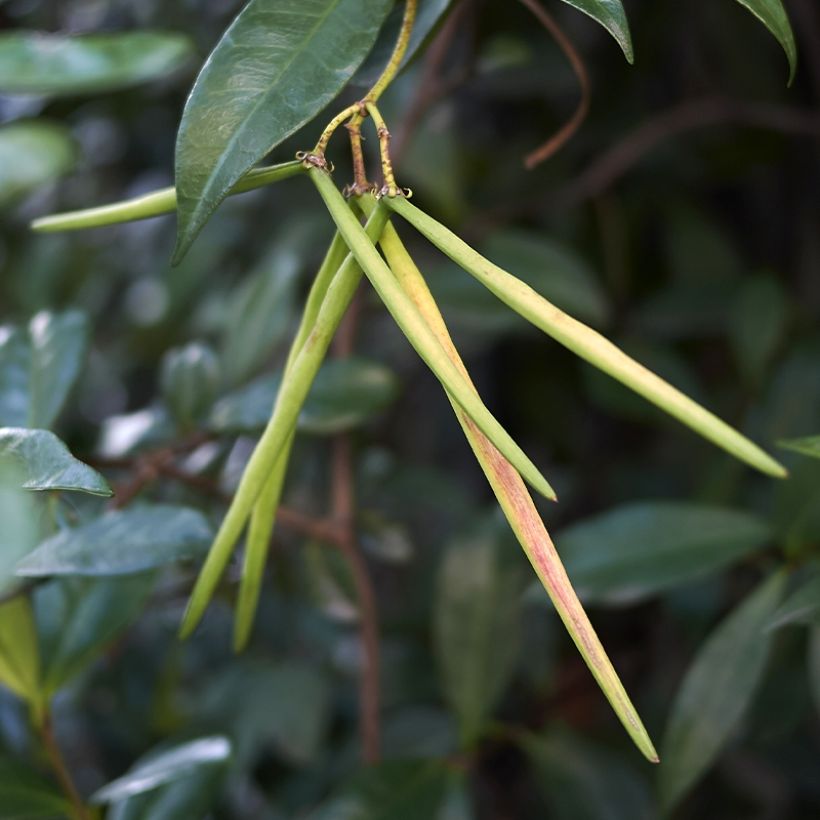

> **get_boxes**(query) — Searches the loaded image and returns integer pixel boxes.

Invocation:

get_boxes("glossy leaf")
[558,0,633,63]
[733,0,797,84]
[310,760,452,820]
[17,505,212,577]
[659,572,786,812]
[160,343,221,428]
[92,736,231,804]
[0,758,71,819]
[778,435,820,460]
[434,534,522,745]
[0,310,88,430]
[541,502,772,606]
[0,31,194,94]
[364,200,657,762]
[388,197,786,479]
[210,358,398,435]
[768,574,820,630]
[173,0,394,261]
[521,728,653,820]
[34,575,155,694]
[0,597,42,711]
[0,428,111,496]
[0,122,75,205]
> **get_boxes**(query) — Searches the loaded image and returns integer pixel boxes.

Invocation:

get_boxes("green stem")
[310,166,556,501]
[233,231,352,651]
[31,161,304,233]
[387,196,787,479]
[180,200,389,639]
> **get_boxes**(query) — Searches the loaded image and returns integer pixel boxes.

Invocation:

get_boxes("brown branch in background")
[563,97,820,203]
[330,290,382,764]
[39,714,90,820]
[518,0,591,169]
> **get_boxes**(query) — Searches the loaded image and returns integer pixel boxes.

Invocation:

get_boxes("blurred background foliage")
[0,0,819,818]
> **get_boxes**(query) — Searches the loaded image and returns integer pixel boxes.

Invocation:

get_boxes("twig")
[562,97,820,203]
[39,714,90,820]
[518,0,591,168]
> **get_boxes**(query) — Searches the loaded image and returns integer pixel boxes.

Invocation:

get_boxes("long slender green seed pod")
[310,168,557,502]
[233,232,353,651]
[31,161,304,233]
[359,199,657,761]
[387,197,786,479]
[180,203,389,639]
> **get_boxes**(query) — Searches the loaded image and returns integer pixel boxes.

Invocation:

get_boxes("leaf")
[160,343,221,428]
[768,573,820,630]
[557,0,634,63]
[0,757,72,819]
[91,737,231,804]
[728,273,788,384]
[17,505,213,577]
[0,597,42,712]
[0,31,194,95]
[0,428,111,496]
[210,358,399,434]
[105,767,225,820]
[659,572,787,812]
[198,659,331,767]
[732,0,797,84]
[0,310,89,430]
[0,122,75,206]
[809,628,820,720]
[0,464,40,595]
[542,502,772,606]
[434,533,522,745]
[778,435,820,460]
[521,728,653,820]
[173,0,394,261]
[388,197,786,479]
[309,760,452,820]
[34,575,155,694]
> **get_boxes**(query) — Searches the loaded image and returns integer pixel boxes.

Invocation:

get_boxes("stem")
[365,103,400,196]
[39,714,90,820]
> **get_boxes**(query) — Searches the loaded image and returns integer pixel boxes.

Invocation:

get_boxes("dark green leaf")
[659,572,787,812]
[434,533,522,745]
[728,273,788,384]
[92,737,231,804]
[732,0,797,84]
[0,428,111,496]
[768,573,820,630]
[0,32,194,94]
[521,728,653,820]
[106,767,225,820]
[0,758,71,820]
[173,0,394,261]
[0,310,88,430]
[17,505,213,577]
[160,343,221,428]
[778,435,820,460]
[198,659,330,766]
[309,760,452,820]
[0,122,75,205]
[540,502,772,605]
[557,0,633,63]
[210,358,398,435]
[0,597,42,709]
[34,575,155,693]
